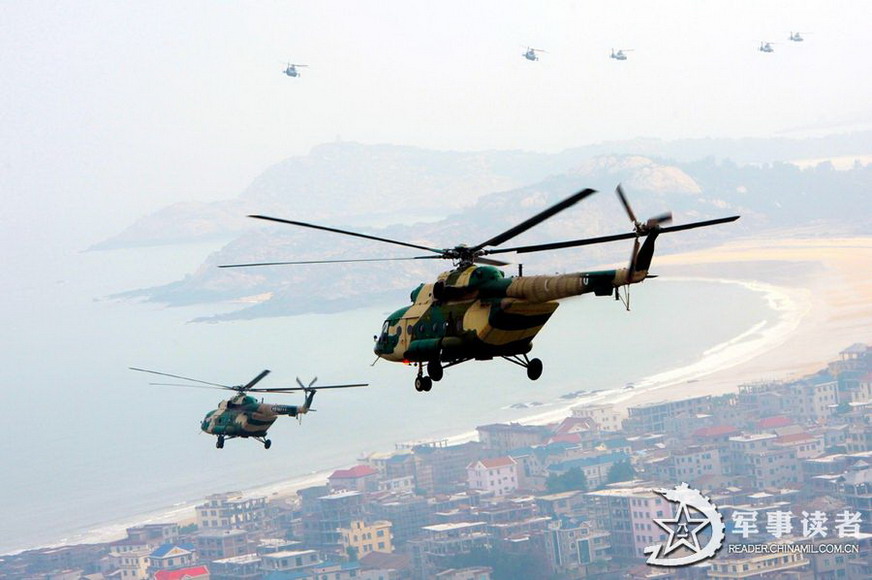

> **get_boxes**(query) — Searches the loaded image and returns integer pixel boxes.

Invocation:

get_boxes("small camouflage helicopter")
[130,367,366,449]
[610,48,633,61]
[283,62,308,77]
[759,41,775,53]
[220,186,738,392]
[522,47,545,61]
[788,32,809,42]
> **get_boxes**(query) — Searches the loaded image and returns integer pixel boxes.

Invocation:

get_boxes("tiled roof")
[757,415,793,429]
[475,456,516,469]
[329,465,378,479]
[150,543,194,558]
[153,566,209,580]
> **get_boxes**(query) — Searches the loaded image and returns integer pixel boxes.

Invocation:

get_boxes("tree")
[546,467,588,493]
[607,460,635,484]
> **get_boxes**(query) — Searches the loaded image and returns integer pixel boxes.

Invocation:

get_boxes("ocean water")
[0,242,778,554]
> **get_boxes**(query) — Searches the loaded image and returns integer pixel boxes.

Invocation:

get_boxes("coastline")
[12,236,871,555]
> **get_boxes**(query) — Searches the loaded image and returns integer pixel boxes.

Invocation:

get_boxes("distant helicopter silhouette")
[788,32,810,42]
[610,48,633,61]
[759,41,775,53]
[522,47,545,61]
[283,62,308,77]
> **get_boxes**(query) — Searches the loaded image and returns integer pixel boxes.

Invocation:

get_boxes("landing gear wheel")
[415,376,425,392]
[264,439,272,450]
[427,360,443,382]
[422,377,433,392]
[216,436,225,449]
[526,358,543,381]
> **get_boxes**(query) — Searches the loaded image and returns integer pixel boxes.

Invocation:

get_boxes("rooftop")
[423,521,487,532]
[329,465,378,479]
[153,566,209,580]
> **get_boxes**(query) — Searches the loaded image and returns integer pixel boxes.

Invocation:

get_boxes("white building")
[467,457,518,496]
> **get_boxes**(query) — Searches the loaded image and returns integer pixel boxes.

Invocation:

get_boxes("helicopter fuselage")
[201,394,301,438]
[374,263,641,365]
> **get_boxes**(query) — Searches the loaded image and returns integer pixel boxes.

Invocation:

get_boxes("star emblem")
[654,501,711,556]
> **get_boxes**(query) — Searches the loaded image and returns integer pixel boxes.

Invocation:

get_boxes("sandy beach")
[608,235,872,411]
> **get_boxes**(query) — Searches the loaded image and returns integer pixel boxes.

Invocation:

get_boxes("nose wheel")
[216,435,225,449]
[414,374,433,392]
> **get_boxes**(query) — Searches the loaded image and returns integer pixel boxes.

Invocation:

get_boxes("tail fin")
[300,389,316,414]
[631,229,659,279]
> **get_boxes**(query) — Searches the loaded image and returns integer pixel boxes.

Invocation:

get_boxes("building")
[126,524,180,546]
[783,378,839,425]
[546,451,629,489]
[329,465,380,493]
[369,494,431,546]
[209,553,261,580]
[572,404,624,432]
[408,522,491,580]
[414,440,484,495]
[195,492,268,533]
[707,540,809,578]
[586,484,669,560]
[476,423,550,453]
[649,445,723,485]
[147,544,198,576]
[467,457,519,496]
[624,396,712,434]
[339,520,394,557]
[107,539,153,580]
[839,468,872,533]
[301,490,365,549]
[260,549,321,575]
[194,529,250,561]
[542,517,611,577]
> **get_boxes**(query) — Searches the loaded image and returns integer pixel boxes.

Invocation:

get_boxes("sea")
[0,240,795,555]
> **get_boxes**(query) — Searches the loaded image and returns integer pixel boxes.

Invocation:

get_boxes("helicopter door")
[398,314,417,357]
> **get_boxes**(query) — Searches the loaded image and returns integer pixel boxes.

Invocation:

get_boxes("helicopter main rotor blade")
[251,383,369,393]
[248,215,445,255]
[471,188,597,251]
[148,382,236,391]
[219,255,442,268]
[616,184,639,224]
[129,367,231,388]
[487,215,740,255]
[474,256,511,266]
[242,369,271,391]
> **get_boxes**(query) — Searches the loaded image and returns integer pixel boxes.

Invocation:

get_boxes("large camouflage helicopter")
[221,186,739,392]
[130,367,366,449]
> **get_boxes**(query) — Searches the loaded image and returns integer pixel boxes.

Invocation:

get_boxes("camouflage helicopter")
[220,186,739,392]
[130,367,366,448]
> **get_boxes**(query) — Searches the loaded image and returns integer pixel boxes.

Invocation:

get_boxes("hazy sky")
[2,1,871,249]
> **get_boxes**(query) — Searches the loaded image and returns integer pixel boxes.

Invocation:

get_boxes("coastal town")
[3,343,872,580]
